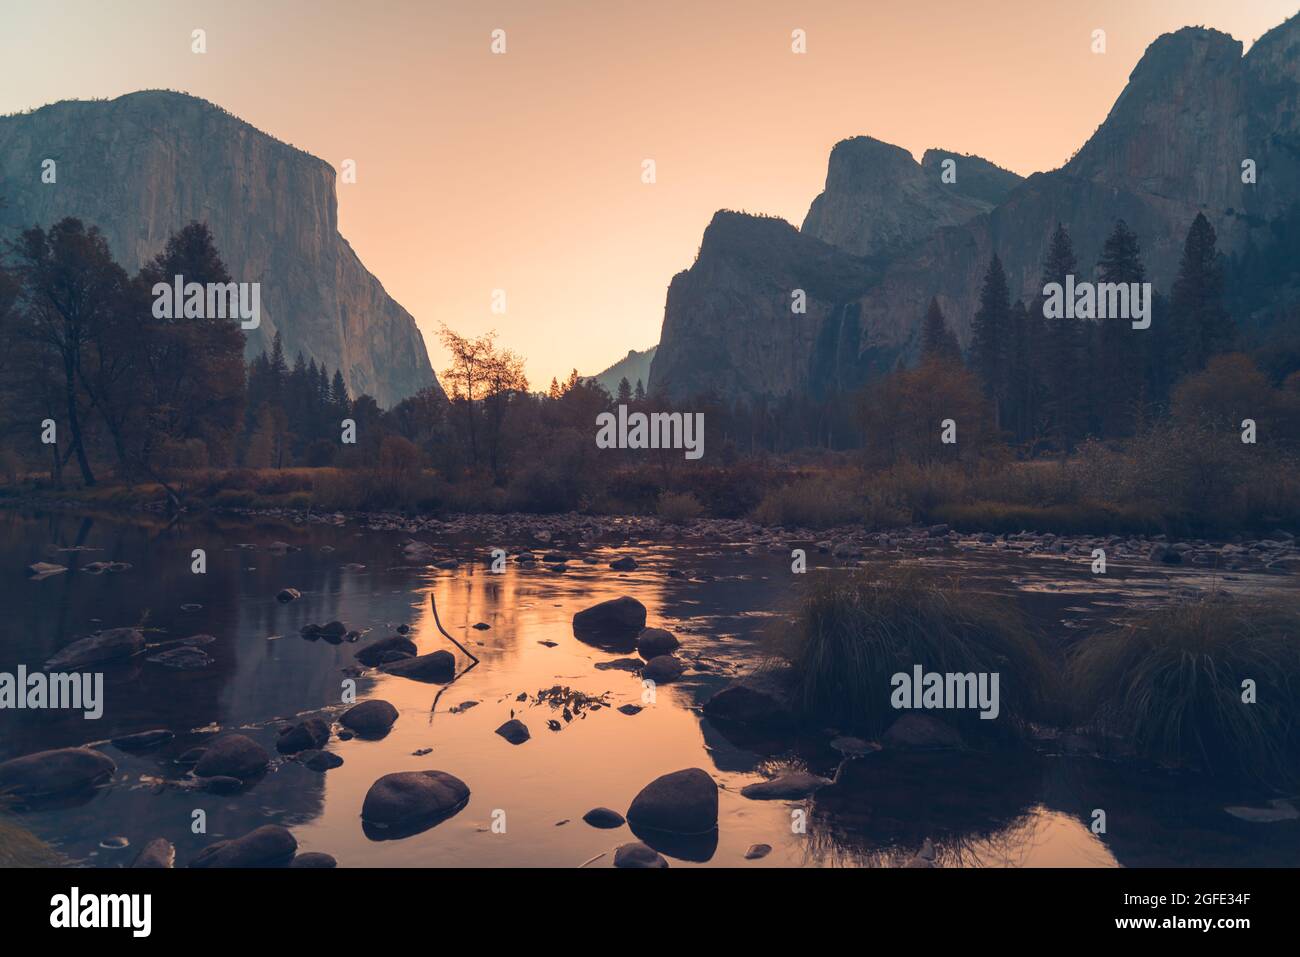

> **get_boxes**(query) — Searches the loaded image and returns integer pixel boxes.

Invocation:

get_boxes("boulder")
[609,556,638,571]
[276,718,331,754]
[298,750,344,772]
[190,825,297,868]
[702,669,797,728]
[192,734,270,779]
[0,747,116,798]
[744,843,772,860]
[573,596,646,640]
[361,770,470,829]
[381,650,456,682]
[340,699,399,735]
[626,768,718,834]
[290,851,338,868]
[636,628,680,659]
[613,841,668,868]
[44,627,144,670]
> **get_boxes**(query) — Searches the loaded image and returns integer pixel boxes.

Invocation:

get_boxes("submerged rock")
[290,851,338,868]
[627,768,718,834]
[613,841,668,868]
[361,770,470,829]
[193,734,270,779]
[110,729,175,752]
[740,771,833,800]
[131,838,176,868]
[340,699,399,735]
[26,561,67,579]
[190,825,297,868]
[0,747,116,798]
[881,714,963,750]
[495,719,531,745]
[146,646,214,669]
[642,655,686,683]
[354,635,418,666]
[44,627,144,670]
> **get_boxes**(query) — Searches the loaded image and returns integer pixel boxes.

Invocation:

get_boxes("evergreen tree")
[970,254,1011,426]
[634,378,646,402]
[330,369,350,413]
[1096,220,1147,432]
[1039,223,1083,450]
[920,297,962,364]
[616,376,632,404]
[1172,212,1233,375]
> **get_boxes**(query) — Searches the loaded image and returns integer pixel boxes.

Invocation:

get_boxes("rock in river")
[495,719,531,745]
[193,734,270,780]
[276,718,331,754]
[361,770,470,830]
[355,635,418,666]
[626,768,718,834]
[582,807,626,829]
[110,729,175,752]
[381,650,456,682]
[340,699,399,735]
[276,587,302,602]
[881,714,963,750]
[701,669,796,729]
[740,771,833,800]
[573,596,646,640]
[642,655,685,684]
[613,841,668,868]
[44,627,144,670]
[0,747,116,798]
[290,851,338,868]
[131,838,176,868]
[190,825,297,868]
[636,627,680,660]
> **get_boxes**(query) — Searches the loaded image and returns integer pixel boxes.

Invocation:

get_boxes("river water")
[2,508,1297,868]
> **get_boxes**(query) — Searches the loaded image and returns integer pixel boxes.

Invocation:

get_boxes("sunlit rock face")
[0,90,438,407]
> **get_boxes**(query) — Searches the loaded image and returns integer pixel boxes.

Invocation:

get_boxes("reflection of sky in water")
[2,510,1296,867]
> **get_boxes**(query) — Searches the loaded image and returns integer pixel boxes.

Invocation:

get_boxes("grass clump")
[1069,597,1300,785]
[774,567,1059,740]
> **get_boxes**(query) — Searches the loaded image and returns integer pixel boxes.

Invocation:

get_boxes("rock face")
[650,16,1300,402]
[589,346,657,396]
[0,90,438,407]
[0,747,116,798]
[802,136,1001,259]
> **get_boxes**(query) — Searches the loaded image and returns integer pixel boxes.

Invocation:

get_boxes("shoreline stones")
[193,734,270,780]
[361,770,470,833]
[340,699,398,736]
[0,747,116,798]
[626,768,718,835]
[190,825,297,868]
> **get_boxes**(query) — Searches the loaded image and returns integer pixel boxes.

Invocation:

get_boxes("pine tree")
[634,379,646,402]
[1039,223,1083,450]
[920,297,962,364]
[330,369,349,413]
[970,255,1011,426]
[616,376,632,404]
[1172,212,1233,376]
[1096,220,1147,433]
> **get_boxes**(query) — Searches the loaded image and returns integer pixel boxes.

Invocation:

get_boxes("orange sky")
[2,0,1295,390]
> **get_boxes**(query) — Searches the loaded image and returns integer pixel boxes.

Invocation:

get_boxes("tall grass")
[0,799,61,867]
[1069,597,1300,785]
[773,567,1059,739]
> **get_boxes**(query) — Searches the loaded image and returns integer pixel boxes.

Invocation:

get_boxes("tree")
[1095,220,1147,433]
[970,254,1011,425]
[1172,212,1233,375]
[1039,223,1083,450]
[616,376,632,404]
[634,378,646,402]
[11,219,132,486]
[858,358,1001,466]
[920,297,962,364]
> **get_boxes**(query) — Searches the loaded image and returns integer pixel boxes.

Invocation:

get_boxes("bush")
[774,567,1059,739]
[1069,597,1300,785]
[657,490,703,523]
[753,473,865,529]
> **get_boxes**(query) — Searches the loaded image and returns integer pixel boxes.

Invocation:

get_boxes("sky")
[1,0,1296,390]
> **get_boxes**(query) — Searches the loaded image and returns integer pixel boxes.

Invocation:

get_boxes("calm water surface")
[2,509,1296,868]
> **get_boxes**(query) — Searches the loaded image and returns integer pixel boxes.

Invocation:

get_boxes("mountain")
[650,14,1300,402]
[588,346,657,396]
[0,90,438,408]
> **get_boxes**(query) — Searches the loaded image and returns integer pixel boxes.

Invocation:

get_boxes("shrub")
[657,490,703,523]
[753,473,865,529]
[1069,597,1300,785]
[774,567,1059,739]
